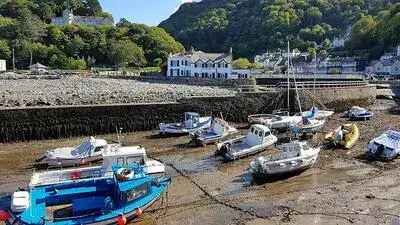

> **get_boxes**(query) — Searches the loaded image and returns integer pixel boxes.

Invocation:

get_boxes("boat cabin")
[184,112,200,128]
[73,137,108,157]
[211,118,230,134]
[245,124,273,146]
[280,142,308,159]
[101,146,148,172]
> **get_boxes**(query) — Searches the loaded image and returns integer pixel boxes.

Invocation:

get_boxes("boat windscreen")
[74,140,93,156]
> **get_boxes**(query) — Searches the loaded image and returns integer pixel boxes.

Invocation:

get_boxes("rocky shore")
[0,76,235,107]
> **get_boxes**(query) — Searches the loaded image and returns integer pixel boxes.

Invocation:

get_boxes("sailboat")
[288,45,325,136]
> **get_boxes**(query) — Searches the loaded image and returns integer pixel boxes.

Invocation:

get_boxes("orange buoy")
[117,216,126,225]
[134,208,143,216]
[0,210,10,221]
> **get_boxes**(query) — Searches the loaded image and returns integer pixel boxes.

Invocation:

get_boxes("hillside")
[0,0,183,70]
[159,0,396,59]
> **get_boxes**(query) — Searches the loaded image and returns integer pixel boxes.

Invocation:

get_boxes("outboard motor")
[216,143,231,156]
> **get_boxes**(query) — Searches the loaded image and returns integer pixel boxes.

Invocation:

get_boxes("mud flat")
[1,100,400,225]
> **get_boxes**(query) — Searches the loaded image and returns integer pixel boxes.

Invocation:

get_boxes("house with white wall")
[0,60,6,72]
[51,9,114,27]
[167,47,233,79]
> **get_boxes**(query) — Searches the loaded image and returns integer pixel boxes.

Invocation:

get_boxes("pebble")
[0,77,235,107]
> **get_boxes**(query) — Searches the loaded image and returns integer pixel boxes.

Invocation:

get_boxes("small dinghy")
[367,130,400,160]
[35,137,120,167]
[189,118,238,146]
[345,106,373,120]
[302,106,334,119]
[325,123,359,149]
[159,112,212,134]
[30,146,165,188]
[249,140,320,178]
[215,124,278,160]
[5,164,171,225]
[290,117,325,135]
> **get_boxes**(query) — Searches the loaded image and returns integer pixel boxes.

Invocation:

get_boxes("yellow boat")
[325,123,359,149]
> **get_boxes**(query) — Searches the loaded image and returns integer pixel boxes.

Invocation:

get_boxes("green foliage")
[159,0,398,58]
[108,39,146,68]
[0,0,184,70]
[233,58,250,69]
[348,3,400,58]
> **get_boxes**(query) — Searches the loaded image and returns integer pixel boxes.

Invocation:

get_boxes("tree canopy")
[159,0,398,59]
[0,0,184,70]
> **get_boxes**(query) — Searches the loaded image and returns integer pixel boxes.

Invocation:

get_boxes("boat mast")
[286,40,290,114]
[313,51,316,106]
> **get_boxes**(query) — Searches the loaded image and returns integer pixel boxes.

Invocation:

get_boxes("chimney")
[229,47,233,55]
[190,46,194,54]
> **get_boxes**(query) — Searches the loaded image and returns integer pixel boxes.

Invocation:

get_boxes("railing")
[251,73,365,80]
[237,81,369,93]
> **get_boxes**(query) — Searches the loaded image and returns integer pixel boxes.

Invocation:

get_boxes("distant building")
[29,63,48,74]
[167,47,233,78]
[51,9,114,27]
[0,60,6,72]
[332,37,346,48]
[316,57,366,74]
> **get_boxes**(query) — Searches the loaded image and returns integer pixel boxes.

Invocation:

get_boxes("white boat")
[263,115,303,131]
[29,146,165,187]
[35,137,120,167]
[189,117,238,146]
[345,106,373,120]
[215,124,278,160]
[249,141,320,177]
[302,106,334,119]
[290,118,325,135]
[159,112,212,134]
[367,130,400,161]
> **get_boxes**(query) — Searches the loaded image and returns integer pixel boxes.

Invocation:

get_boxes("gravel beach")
[0,77,235,107]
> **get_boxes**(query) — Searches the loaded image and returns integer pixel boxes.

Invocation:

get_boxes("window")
[202,63,205,68]
[265,131,271,136]
[225,64,228,68]
[259,131,263,137]
[125,183,150,202]
[186,71,189,76]
[181,70,184,76]
[225,73,228,79]
[194,64,197,68]
[251,127,254,133]
[218,64,221,68]
[255,130,259,135]
[126,156,145,165]
[117,157,124,165]
[177,60,180,67]
[213,64,215,68]
[185,60,188,66]
[94,146,105,152]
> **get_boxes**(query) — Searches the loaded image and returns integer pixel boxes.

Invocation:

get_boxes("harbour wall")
[0,85,375,143]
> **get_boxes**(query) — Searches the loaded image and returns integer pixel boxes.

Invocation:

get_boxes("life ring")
[71,170,81,180]
[116,168,134,181]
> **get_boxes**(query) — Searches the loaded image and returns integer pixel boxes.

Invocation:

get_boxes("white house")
[167,47,233,79]
[332,37,346,48]
[51,9,114,27]
[0,60,6,72]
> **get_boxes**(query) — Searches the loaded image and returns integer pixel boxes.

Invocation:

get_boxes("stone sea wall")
[0,85,375,143]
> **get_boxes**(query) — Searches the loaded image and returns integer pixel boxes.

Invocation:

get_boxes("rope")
[148,156,270,220]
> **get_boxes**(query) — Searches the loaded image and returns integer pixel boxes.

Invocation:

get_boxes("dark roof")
[172,50,232,63]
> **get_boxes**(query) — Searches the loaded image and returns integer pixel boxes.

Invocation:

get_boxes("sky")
[98,0,195,26]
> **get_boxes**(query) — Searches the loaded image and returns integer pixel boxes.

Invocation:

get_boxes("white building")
[0,60,6,72]
[365,57,400,76]
[332,37,346,48]
[167,47,233,79]
[51,9,114,27]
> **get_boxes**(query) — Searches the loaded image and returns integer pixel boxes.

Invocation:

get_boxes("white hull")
[217,135,278,160]
[249,142,320,177]
[264,116,302,131]
[46,155,104,167]
[159,116,212,134]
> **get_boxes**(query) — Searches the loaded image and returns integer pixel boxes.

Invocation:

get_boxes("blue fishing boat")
[4,164,171,225]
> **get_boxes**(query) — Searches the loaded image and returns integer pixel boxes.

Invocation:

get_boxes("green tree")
[233,58,251,69]
[0,39,11,59]
[108,39,146,68]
